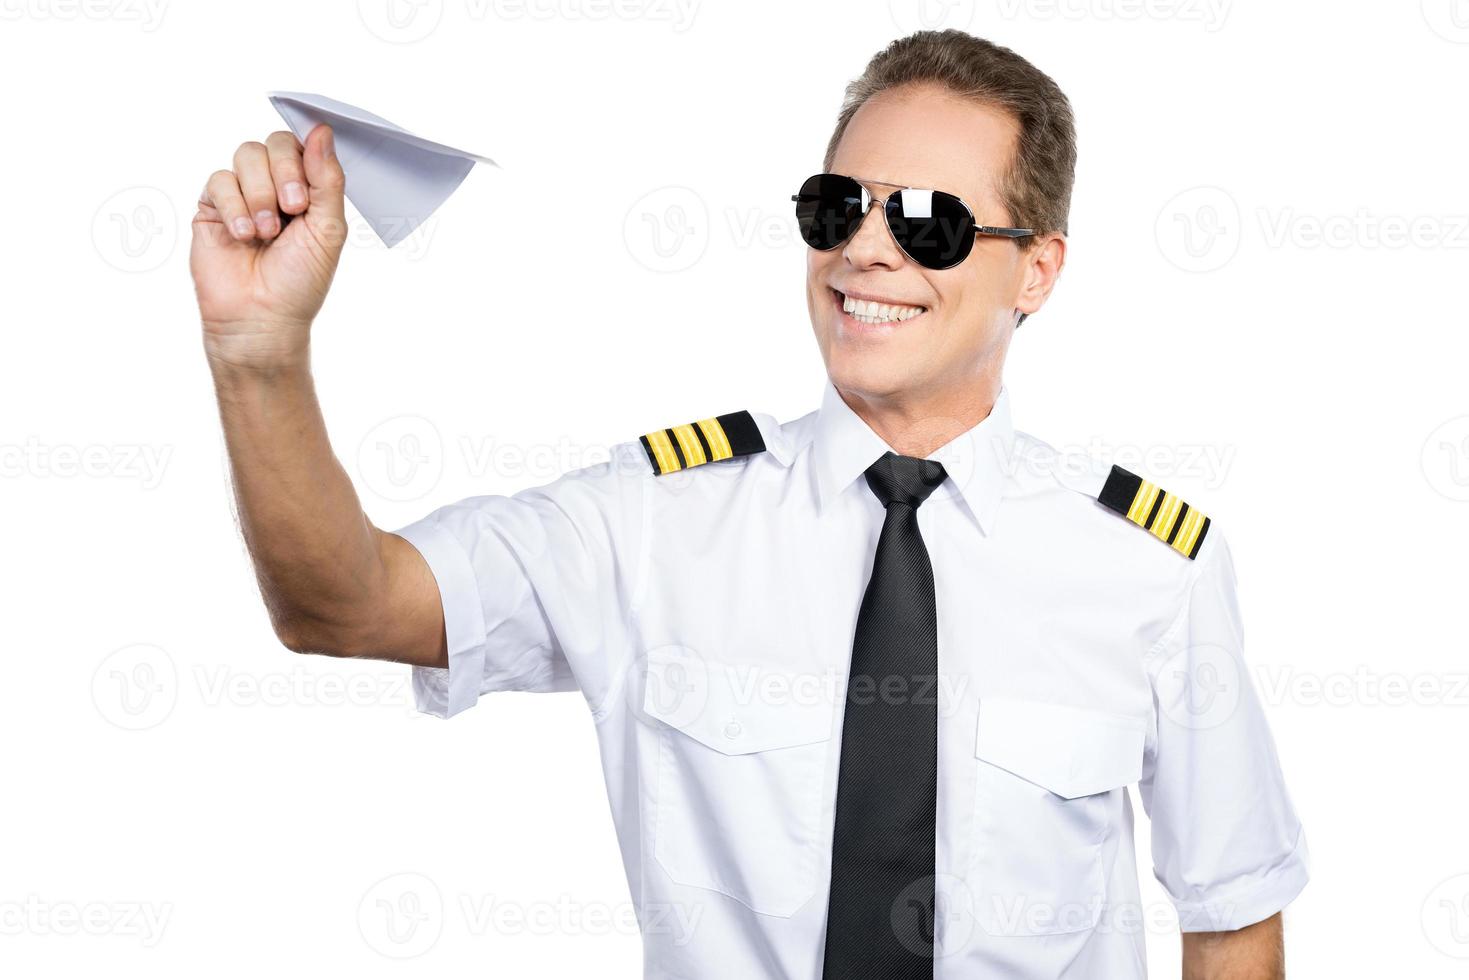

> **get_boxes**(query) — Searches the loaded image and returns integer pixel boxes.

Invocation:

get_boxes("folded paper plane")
[268,91,496,248]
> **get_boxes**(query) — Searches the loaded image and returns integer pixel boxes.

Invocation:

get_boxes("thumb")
[301,123,348,246]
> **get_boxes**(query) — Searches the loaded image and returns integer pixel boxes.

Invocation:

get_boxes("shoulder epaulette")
[639,410,766,476]
[1097,465,1211,559]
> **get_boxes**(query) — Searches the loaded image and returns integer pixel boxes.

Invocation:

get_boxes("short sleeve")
[1138,531,1309,932]
[392,445,645,720]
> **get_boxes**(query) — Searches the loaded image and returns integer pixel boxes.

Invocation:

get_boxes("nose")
[841,201,905,272]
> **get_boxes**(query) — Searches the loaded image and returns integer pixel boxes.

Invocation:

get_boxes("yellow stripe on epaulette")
[1097,465,1211,559]
[639,410,767,475]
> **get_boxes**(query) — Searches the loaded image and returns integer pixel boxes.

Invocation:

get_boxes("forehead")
[830,83,1019,210]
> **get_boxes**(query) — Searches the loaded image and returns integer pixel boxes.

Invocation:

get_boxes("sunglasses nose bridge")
[843,193,909,267]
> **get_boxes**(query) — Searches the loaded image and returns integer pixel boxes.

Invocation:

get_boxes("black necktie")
[823,452,949,980]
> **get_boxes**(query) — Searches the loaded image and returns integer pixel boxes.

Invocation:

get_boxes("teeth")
[841,293,926,324]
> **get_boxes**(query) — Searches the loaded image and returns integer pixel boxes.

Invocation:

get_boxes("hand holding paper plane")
[267,91,496,248]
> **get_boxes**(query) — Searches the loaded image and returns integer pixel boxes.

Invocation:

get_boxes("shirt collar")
[810,381,1014,534]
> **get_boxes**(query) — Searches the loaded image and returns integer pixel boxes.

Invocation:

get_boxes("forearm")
[1181,913,1284,980]
[209,349,391,656]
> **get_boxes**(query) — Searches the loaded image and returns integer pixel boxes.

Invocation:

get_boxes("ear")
[1015,234,1067,317]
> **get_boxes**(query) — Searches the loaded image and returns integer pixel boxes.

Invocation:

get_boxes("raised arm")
[190,124,445,668]
[1182,912,1284,979]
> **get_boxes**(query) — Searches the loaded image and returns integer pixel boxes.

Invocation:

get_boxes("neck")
[837,379,1002,458]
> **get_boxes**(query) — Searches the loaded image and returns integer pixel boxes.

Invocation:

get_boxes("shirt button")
[723,720,743,739]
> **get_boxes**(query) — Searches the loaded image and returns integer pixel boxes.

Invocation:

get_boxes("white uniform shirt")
[396,384,1309,979]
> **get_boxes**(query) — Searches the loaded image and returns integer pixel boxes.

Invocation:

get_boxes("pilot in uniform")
[395,381,1309,979]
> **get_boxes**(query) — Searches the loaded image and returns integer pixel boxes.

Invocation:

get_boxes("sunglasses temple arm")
[975,226,1035,238]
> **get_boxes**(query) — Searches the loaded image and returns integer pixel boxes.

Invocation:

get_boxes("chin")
[822,342,919,402]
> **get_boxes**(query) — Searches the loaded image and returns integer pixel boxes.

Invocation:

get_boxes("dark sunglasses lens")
[885,188,975,269]
[794,174,863,250]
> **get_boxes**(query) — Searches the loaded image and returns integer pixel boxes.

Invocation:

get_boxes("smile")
[832,288,929,326]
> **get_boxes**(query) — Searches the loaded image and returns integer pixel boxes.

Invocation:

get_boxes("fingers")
[202,169,254,242]
[198,127,342,247]
[191,185,233,252]
[301,124,346,229]
[265,130,308,215]
[232,141,280,240]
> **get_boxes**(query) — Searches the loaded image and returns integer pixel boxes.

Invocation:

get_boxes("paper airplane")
[268,91,496,248]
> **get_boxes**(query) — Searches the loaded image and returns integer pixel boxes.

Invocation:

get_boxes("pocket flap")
[975,697,1145,799]
[642,650,836,756]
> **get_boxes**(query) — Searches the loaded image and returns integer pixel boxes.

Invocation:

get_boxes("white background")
[4,0,1468,975]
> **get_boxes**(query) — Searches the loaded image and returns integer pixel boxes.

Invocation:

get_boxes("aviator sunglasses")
[791,173,1033,270]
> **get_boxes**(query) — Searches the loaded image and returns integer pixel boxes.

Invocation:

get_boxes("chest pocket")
[970,697,1146,936]
[643,651,837,917]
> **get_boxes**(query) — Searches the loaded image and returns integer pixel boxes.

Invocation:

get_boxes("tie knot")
[864,451,948,509]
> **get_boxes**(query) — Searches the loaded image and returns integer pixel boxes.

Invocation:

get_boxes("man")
[191,29,1307,980]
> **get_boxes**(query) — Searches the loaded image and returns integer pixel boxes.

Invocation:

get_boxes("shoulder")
[624,407,816,481]
[1006,427,1226,572]
[522,409,793,496]
[635,410,773,476]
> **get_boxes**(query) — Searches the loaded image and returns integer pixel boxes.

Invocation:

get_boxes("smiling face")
[806,82,1063,414]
